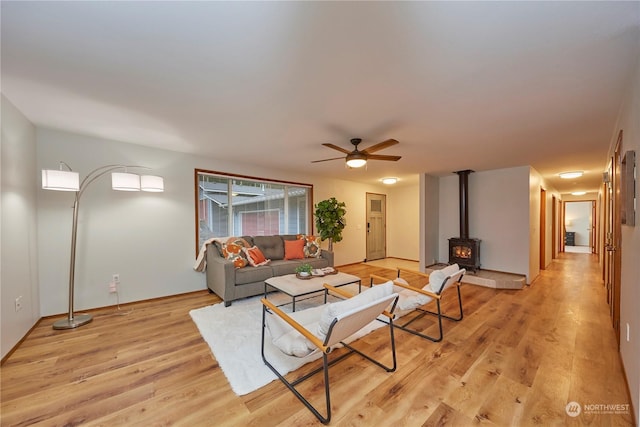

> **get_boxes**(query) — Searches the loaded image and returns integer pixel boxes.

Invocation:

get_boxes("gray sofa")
[206,234,334,306]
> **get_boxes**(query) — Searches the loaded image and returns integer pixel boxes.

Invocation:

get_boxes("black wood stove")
[448,170,481,272]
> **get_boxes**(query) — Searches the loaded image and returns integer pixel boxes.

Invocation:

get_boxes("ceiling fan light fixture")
[346,152,367,168]
[559,171,583,179]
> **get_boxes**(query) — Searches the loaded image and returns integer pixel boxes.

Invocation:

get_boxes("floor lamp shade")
[112,172,141,191]
[141,175,164,192]
[42,170,80,191]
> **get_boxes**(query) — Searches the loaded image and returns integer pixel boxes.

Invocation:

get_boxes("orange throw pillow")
[243,246,270,267]
[284,239,305,260]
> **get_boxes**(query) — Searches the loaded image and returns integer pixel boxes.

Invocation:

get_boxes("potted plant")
[295,263,314,277]
[314,197,346,252]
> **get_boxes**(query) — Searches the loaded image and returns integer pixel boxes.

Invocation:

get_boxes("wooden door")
[612,132,623,345]
[591,201,596,253]
[552,196,557,259]
[366,193,386,261]
[604,130,623,346]
[540,188,546,269]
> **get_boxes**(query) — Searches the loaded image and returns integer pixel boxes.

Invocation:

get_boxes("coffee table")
[264,272,361,311]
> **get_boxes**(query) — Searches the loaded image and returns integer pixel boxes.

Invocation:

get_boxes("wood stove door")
[366,193,386,261]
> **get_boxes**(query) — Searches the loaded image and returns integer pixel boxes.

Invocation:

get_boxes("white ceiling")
[2,1,639,193]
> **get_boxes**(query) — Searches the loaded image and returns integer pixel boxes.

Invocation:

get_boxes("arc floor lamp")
[42,162,164,330]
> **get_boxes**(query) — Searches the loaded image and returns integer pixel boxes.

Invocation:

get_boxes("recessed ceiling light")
[571,191,586,196]
[559,171,584,179]
[381,177,398,185]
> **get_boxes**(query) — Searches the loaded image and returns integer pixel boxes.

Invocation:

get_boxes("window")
[196,169,312,251]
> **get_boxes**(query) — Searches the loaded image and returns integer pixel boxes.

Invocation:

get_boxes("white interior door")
[366,193,386,261]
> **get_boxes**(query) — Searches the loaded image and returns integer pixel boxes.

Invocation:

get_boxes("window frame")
[194,168,314,256]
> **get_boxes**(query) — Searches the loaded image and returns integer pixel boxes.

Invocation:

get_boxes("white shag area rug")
[189,288,384,396]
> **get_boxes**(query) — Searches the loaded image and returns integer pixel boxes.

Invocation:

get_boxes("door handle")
[606,245,617,252]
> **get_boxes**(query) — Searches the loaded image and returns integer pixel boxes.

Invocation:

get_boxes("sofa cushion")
[235,264,273,285]
[270,259,301,276]
[300,257,329,269]
[284,239,305,260]
[253,235,285,260]
[243,246,270,267]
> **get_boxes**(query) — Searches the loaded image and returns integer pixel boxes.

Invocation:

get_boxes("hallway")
[522,251,633,425]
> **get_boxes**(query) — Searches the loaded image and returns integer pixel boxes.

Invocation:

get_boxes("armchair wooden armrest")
[369,273,393,285]
[397,267,430,280]
[370,273,439,299]
[261,298,328,353]
[323,283,354,299]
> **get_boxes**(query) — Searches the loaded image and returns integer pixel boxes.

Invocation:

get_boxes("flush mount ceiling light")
[559,171,584,179]
[571,191,587,196]
[381,177,398,185]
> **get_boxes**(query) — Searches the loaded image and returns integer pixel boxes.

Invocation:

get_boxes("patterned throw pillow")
[221,237,250,268]
[296,234,322,258]
[243,246,271,267]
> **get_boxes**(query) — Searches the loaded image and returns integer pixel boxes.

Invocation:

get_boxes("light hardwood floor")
[1,253,634,426]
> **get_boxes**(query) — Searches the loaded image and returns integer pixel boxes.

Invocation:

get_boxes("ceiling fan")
[311,138,401,168]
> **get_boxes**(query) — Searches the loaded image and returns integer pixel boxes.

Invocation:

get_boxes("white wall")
[1,95,40,359]
[611,51,640,423]
[420,174,440,269]
[438,166,532,280]
[312,178,415,265]
[36,127,416,317]
[386,181,420,261]
[565,201,592,246]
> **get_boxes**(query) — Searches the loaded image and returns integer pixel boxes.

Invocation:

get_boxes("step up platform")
[425,263,526,290]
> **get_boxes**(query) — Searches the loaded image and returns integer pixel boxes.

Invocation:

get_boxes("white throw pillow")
[397,286,432,311]
[317,281,393,340]
[393,277,409,294]
[265,305,324,357]
[440,263,460,277]
[428,270,446,293]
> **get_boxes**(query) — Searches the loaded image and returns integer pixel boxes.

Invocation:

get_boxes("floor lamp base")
[53,313,93,330]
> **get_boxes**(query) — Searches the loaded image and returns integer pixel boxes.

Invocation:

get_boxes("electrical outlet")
[113,274,120,284]
[15,296,23,312]
[109,282,118,293]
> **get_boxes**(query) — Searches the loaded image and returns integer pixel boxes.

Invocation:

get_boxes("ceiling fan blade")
[361,139,399,154]
[322,143,351,154]
[311,156,345,163]
[367,154,402,161]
